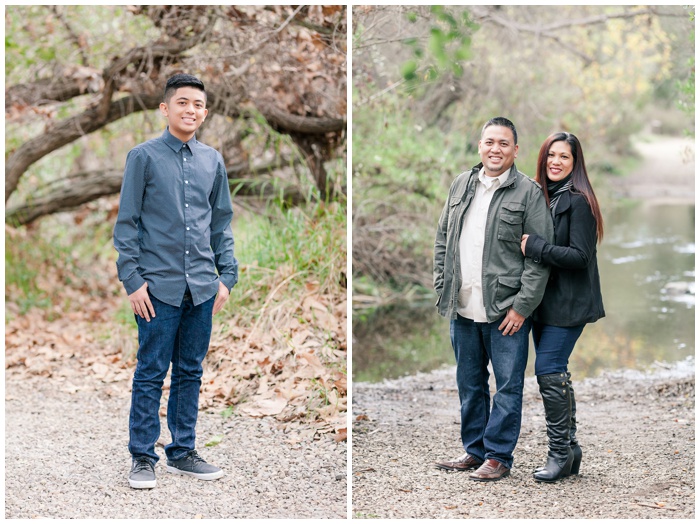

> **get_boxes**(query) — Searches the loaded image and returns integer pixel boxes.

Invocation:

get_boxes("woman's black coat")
[525,190,605,327]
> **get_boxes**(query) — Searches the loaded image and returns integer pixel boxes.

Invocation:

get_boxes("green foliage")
[353,89,472,205]
[220,199,347,326]
[402,6,478,84]
[205,434,224,447]
[5,5,158,81]
[5,227,74,315]
[677,6,695,130]
[352,88,474,288]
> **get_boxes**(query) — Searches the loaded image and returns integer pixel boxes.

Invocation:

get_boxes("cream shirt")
[457,167,511,321]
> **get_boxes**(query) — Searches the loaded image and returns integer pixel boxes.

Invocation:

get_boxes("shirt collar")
[478,166,511,189]
[162,127,198,154]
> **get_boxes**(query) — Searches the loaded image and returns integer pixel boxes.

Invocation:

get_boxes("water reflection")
[352,202,695,383]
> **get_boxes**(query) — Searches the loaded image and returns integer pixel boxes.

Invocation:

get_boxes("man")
[114,73,238,489]
[433,117,553,481]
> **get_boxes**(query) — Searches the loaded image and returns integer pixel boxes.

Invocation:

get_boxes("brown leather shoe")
[468,459,510,481]
[435,453,483,471]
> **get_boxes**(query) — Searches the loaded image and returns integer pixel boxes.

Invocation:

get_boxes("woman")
[521,132,605,483]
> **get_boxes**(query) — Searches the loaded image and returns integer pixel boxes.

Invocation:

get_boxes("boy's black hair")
[163,73,206,103]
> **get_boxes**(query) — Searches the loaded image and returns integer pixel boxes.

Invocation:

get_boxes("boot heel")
[570,444,582,475]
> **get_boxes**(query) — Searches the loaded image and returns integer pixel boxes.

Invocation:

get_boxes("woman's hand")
[520,234,529,256]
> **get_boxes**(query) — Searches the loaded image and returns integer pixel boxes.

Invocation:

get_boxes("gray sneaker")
[165,450,223,481]
[129,457,156,489]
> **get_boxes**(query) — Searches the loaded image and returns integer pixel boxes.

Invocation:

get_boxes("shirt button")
[186,227,190,231]
[186,273,189,277]
[186,251,189,255]
[184,158,187,162]
[185,204,189,208]
[185,180,189,184]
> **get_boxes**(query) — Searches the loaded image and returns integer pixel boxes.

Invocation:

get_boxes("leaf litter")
[5,221,347,444]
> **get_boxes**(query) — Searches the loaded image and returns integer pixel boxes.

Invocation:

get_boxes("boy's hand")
[129,282,155,322]
[213,281,229,315]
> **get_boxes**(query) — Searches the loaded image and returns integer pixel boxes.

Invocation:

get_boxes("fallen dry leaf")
[239,397,288,417]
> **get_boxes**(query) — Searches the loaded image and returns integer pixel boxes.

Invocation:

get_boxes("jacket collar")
[471,162,518,188]
[552,189,572,215]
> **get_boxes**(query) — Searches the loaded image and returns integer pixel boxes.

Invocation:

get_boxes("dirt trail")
[352,363,694,519]
[615,135,695,203]
[5,373,347,519]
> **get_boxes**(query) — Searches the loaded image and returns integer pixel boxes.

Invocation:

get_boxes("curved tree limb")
[259,102,346,134]
[5,94,162,203]
[5,156,314,225]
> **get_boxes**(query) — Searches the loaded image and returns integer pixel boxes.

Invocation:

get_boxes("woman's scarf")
[547,174,573,210]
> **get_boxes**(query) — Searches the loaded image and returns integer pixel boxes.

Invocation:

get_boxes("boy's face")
[159,86,208,142]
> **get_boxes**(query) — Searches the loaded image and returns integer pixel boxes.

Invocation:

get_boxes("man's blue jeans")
[129,291,215,463]
[449,314,530,469]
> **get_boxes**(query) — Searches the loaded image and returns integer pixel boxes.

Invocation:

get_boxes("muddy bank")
[352,359,694,519]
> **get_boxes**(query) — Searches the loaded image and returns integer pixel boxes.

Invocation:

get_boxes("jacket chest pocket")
[497,202,524,243]
[447,196,462,231]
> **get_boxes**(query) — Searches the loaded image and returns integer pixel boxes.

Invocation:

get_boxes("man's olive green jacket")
[433,163,554,322]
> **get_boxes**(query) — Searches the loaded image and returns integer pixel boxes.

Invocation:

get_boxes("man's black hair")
[163,73,206,103]
[482,116,518,145]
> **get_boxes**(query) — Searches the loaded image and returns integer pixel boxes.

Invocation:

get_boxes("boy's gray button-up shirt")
[114,128,238,307]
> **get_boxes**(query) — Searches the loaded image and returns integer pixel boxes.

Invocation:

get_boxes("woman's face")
[546,140,574,182]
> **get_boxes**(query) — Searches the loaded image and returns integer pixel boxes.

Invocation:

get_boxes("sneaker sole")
[128,478,156,489]
[165,465,224,481]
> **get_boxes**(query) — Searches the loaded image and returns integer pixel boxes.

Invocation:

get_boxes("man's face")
[478,125,518,177]
[159,86,208,142]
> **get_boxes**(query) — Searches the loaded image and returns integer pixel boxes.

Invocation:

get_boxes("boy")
[114,73,238,489]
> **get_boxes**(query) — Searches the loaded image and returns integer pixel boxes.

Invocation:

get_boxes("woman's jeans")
[129,291,215,463]
[450,314,531,469]
[532,322,585,376]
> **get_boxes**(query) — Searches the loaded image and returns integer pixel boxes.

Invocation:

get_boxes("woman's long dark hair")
[536,132,604,242]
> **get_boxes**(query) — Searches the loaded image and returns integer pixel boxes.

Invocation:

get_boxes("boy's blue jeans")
[129,291,215,463]
[449,314,530,470]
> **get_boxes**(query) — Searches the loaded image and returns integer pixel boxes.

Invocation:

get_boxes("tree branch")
[5,94,162,203]
[259,102,346,134]
[5,155,310,225]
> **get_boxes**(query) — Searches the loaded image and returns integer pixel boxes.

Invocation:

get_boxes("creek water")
[352,201,695,382]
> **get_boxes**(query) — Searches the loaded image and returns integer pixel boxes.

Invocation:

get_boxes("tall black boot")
[533,373,574,483]
[567,371,582,474]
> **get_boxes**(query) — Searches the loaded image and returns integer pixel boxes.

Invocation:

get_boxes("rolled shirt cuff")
[219,272,237,292]
[123,272,147,296]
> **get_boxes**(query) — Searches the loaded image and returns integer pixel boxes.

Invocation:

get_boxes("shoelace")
[132,457,153,473]
[185,450,206,465]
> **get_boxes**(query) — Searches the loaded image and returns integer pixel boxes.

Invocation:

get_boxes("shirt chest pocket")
[497,202,525,243]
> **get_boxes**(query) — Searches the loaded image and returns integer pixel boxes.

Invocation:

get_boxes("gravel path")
[352,360,695,519]
[5,374,347,519]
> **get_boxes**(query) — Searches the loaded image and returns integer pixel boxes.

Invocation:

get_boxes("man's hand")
[213,281,229,315]
[520,234,529,256]
[498,308,526,336]
[129,282,155,322]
